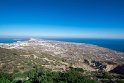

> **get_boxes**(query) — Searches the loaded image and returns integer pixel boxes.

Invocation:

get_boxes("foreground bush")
[0,67,96,83]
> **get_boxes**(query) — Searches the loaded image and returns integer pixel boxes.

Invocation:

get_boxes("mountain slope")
[0,38,124,73]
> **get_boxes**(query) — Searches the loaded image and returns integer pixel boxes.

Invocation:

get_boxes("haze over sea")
[0,38,124,53]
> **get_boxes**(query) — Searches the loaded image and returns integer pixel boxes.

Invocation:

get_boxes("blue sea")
[0,38,124,53]
[0,38,29,43]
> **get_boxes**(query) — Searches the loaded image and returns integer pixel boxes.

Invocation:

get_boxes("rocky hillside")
[0,38,124,73]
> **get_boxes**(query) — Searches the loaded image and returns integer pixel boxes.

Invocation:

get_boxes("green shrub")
[116,80,124,83]
[0,67,96,83]
[0,77,11,83]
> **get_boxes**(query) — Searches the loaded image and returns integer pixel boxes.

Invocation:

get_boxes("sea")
[0,38,124,53]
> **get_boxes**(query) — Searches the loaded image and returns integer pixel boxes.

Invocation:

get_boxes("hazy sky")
[0,0,124,38]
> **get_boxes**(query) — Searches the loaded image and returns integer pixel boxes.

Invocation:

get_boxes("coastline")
[0,38,124,53]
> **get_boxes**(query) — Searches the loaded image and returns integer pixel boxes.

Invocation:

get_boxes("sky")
[0,0,124,38]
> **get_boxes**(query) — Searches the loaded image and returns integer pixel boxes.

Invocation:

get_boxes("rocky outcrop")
[110,64,124,75]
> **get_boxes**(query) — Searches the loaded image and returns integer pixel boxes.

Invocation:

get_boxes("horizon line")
[0,35,124,39]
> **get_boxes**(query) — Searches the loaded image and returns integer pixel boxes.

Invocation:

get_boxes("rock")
[110,64,124,75]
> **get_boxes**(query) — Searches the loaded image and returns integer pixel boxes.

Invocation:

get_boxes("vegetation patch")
[0,66,96,83]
